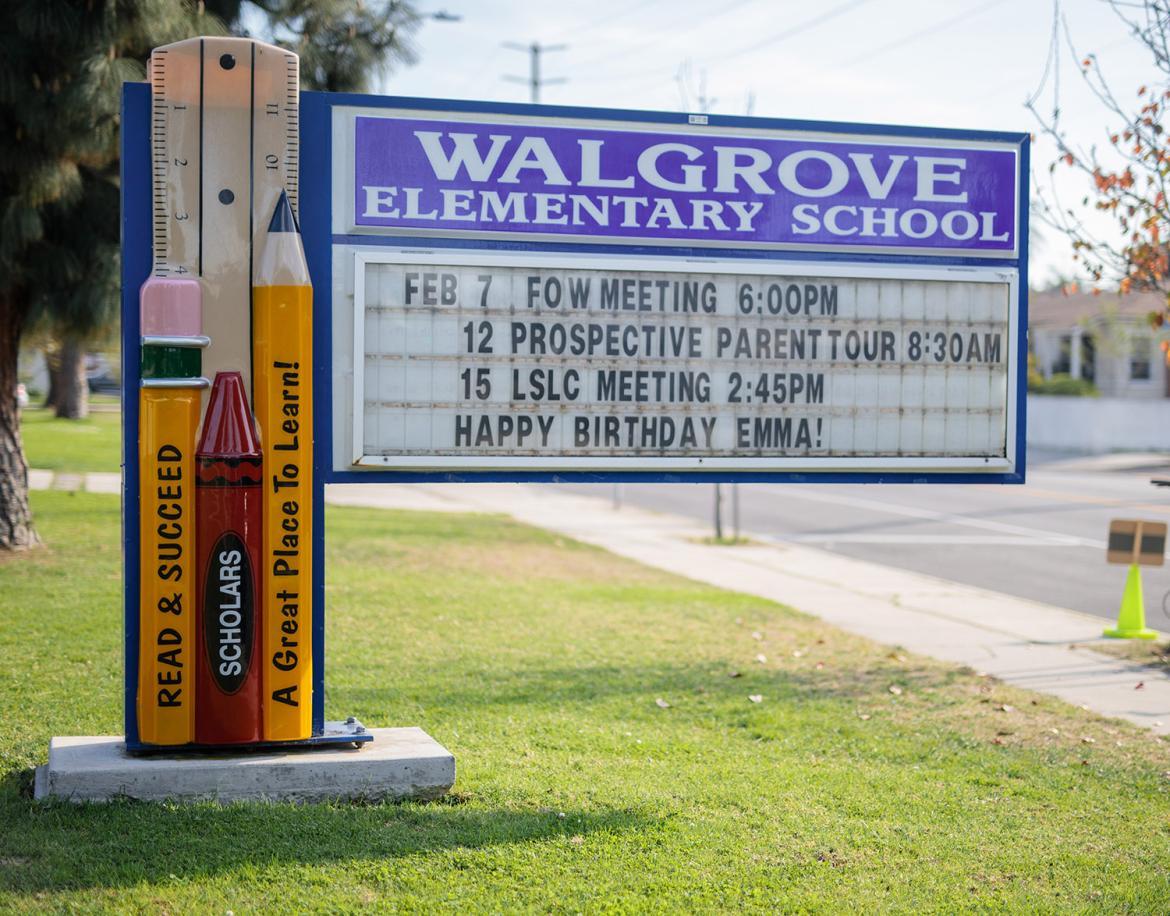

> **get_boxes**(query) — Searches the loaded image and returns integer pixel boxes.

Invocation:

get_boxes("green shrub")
[1028,372,1099,396]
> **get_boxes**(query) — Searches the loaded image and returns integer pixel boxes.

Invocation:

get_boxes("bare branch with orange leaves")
[1028,0,1170,311]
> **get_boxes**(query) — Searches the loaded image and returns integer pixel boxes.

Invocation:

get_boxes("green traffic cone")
[1104,563,1159,639]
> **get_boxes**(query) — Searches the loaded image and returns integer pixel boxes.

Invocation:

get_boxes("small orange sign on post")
[1106,519,1167,566]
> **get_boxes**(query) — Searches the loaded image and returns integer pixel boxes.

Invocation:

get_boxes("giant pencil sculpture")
[195,371,264,745]
[137,277,209,745]
[253,191,314,740]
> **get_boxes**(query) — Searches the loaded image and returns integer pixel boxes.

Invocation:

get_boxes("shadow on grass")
[0,657,966,894]
[0,795,647,893]
[337,655,956,713]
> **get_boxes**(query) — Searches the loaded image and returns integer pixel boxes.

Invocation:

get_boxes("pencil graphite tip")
[267,190,299,234]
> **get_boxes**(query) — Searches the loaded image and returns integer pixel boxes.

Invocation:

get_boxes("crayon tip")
[198,371,261,457]
[267,190,299,234]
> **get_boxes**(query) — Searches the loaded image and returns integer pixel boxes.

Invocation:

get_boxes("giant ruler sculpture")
[115,36,1028,772]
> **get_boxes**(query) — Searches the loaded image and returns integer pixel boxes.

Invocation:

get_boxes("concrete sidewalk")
[30,470,1170,734]
[27,469,120,494]
[328,482,1170,736]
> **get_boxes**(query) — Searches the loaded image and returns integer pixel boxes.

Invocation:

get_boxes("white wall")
[1028,395,1170,453]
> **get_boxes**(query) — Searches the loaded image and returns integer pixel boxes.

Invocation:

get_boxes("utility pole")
[502,41,567,103]
[694,68,716,114]
[676,60,717,113]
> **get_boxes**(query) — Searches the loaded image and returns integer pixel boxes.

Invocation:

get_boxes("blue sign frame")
[121,83,1029,748]
[304,90,1029,487]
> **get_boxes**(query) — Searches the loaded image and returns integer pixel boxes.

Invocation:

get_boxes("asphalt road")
[553,455,1170,624]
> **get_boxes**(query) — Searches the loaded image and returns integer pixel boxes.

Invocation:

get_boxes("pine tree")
[0,0,201,549]
[0,0,419,550]
[212,1,420,92]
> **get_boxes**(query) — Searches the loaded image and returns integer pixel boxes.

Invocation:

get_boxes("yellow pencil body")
[138,387,200,745]
[254,282,313,740]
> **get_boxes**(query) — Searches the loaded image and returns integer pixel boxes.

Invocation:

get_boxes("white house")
[1029,287,1169,399]
[1028,287,1170,453]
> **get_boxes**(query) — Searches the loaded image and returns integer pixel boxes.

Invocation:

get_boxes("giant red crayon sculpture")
[195,371,263,744]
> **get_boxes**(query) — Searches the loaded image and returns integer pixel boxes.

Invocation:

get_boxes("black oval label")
[202,531,254,694]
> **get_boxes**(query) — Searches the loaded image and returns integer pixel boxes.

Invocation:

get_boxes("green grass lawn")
[19,405,122,474]
[2,493,1170,911]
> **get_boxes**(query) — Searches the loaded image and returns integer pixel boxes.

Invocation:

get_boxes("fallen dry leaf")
[748,694,763,703]
[858,713,871,721]
[888,685,903,696]
[655,698,671,709]
[570,835,584,846]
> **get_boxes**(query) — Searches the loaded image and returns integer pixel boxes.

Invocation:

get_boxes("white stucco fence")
[1027,395,1170,454]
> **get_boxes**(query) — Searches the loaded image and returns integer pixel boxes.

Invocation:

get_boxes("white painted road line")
[782,534,1091,546]
[771,486,1110,549]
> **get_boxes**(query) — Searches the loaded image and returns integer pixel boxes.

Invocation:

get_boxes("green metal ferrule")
[140,345,202,379]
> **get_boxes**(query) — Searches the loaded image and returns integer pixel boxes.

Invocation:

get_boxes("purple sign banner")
[347,114,1020,257]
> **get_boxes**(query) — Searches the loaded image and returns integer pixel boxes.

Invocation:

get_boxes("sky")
[372,0,1160,287]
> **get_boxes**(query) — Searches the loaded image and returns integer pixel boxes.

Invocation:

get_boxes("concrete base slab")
[34,727,454,803]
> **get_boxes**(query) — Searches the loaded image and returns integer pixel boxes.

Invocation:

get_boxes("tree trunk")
[42,343,60,410]
[0,296,39,550]
[54,336,89,419]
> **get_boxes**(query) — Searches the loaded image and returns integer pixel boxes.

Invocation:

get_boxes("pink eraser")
[140,277,202,336]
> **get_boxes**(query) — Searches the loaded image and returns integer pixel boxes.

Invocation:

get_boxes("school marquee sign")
[325,105,1026,477]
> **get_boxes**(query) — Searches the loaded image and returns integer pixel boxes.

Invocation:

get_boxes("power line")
[572,0,764,70]
[849,0,1009,67]
[712,0,874,61]
[502,41,569,103]
[580,0,875,101]
[574,0,873,94]
[549,0,676,46]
